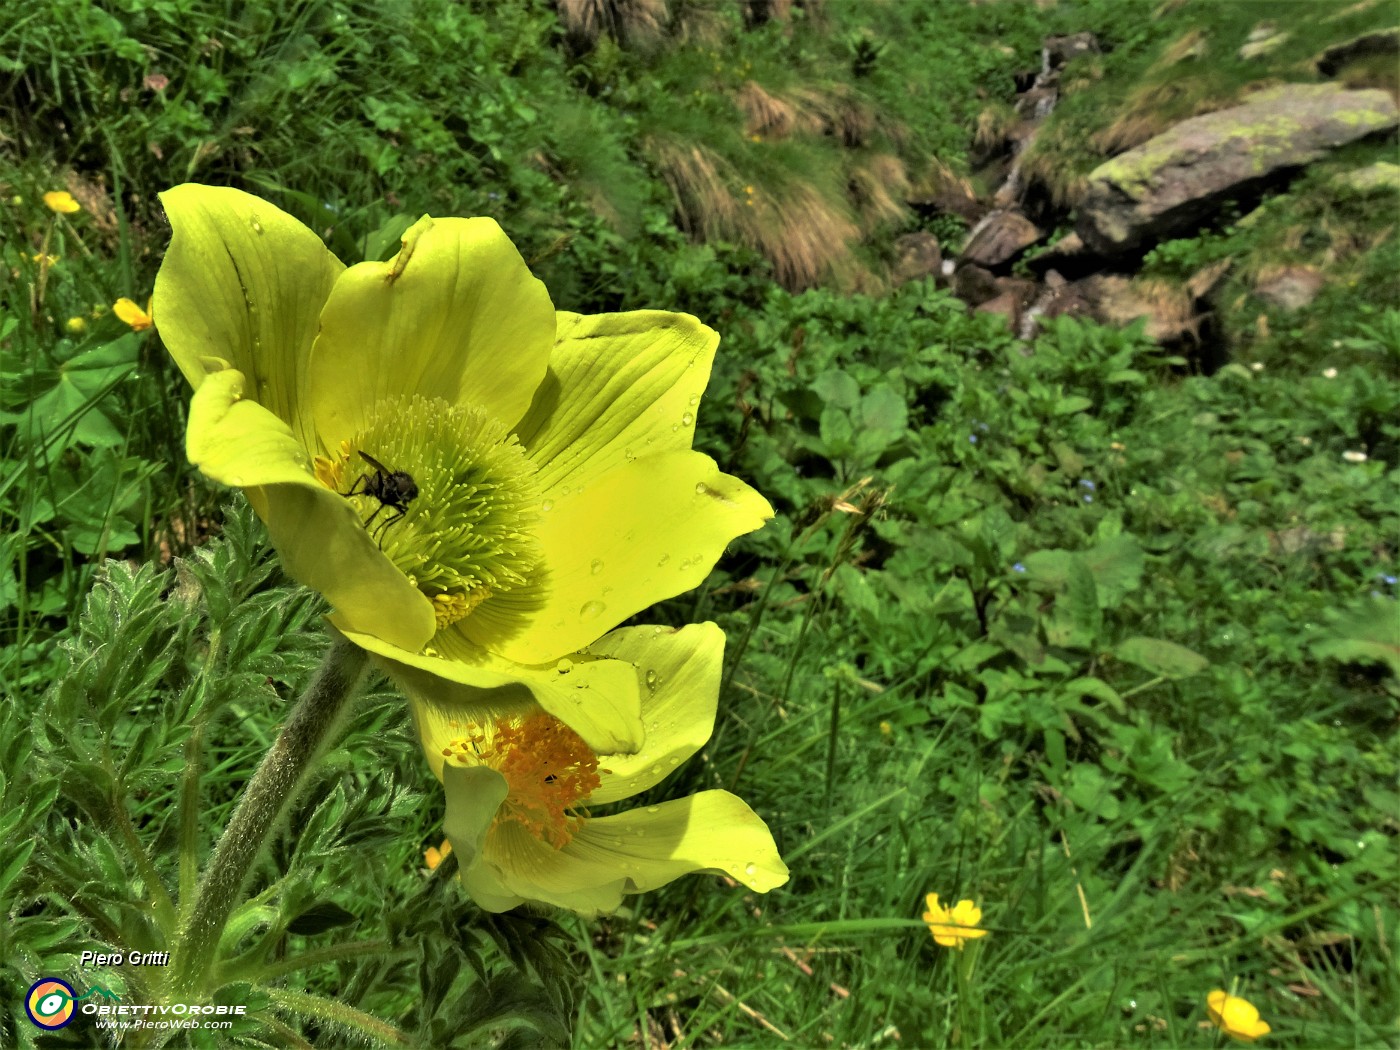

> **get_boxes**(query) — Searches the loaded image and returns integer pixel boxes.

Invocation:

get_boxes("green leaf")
[1114,636,1209,678]
[1054,395,1094,415]
[286,902,359,936]
[812,369,860,409]
[1310,600,1400,676]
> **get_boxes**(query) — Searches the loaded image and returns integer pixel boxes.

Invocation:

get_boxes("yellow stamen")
[431,587,492,629]
[443,714,601,848]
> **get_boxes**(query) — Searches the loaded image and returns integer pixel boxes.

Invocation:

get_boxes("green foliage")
[5,503,580,1047]
[4,0,1399,1047]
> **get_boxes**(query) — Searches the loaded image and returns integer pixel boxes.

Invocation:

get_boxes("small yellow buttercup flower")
[423,839,453,870]
[113,297,154,331]
[44,190,81,214]
[1207,989,1271,1043]
[65,316,88,335]
[923,893,988,949]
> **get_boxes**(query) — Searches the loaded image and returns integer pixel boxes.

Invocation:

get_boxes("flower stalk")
[168,632,369,997]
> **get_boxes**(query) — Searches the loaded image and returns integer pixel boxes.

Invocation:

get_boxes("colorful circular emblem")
[26,978,76,1030]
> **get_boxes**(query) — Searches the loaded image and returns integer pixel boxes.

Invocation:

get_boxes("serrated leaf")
[1114,636,1209,678]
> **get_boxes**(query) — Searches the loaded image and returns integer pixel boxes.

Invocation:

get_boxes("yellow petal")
[460,790,789,916]
[1207,991,1271,1043]
[517,310,719,493]
[346,625,644,759]
[442,764,510,877]
[44,190,81,214]
[154,184,343,450]
[585,622,724,804]
[949,899,984,928]
[112,297,153,331]
[188,369,435,653]
[306,216,554,451]
[463,451,772,664]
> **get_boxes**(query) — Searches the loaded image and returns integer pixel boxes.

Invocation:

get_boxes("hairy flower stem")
[168,632,370,997]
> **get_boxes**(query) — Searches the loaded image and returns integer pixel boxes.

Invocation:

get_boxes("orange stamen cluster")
[441,713,601,848]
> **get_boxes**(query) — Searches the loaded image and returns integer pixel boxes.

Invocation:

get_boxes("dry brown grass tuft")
[736,81,800,138]
[973,102,1016,156]
[753,181,861,289]
[648,136,860,289]
[849,153,910,229]
[1018,148,1091,211]
[1092,73,1243,154]
[650,138,743,241]
[910,156,976,204]
[672,2,727,46]
[735,82,875,146]
[784,85,874,147]
[1159,28,1208,66]
[557,0,669,48]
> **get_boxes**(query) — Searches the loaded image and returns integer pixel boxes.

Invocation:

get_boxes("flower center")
[315,395,542,630]
[441,713,602,848]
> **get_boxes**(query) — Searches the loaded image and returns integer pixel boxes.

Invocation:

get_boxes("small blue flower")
[1078,479,1096,491]
[1012,563,1027,574]
[968,434,978,444]
[488,192,501,201]
[1381,574,1398,586]
[1082,494,1093,504]
[977,422,990,433]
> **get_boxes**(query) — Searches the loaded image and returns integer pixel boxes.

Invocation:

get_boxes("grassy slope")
[2,0,1397,1047]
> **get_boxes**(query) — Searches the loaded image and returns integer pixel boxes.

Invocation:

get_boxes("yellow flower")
[43,190,81,214]
[65,316,88,335]
[923,893,988,948]
[399,621,787,915]
[113,297,154,331]
[423,838,453,870]
[152,185,771,748]
[1206,990,1271,1043]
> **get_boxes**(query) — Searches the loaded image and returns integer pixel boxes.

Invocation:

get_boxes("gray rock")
[1077,83,1399,256]
[892,232,943,286]
[952,263,1001,307]
[960,210,1043,269]
[1254,265,1326,311]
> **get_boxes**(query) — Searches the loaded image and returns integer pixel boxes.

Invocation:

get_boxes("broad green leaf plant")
[141,185,786,1032]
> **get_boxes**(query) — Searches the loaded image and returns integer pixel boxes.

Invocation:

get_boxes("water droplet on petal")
[657,553,670,567]
[667,757,680,767]
[590,558,604,575]
[624,447,637,462]
[695,482,709,496]
[688,393,699,406]
[646,805,660,814]
[645,669,658,691]
[670,424,679,432]
[556,658,573,674]
[579,600,606,621]
[682,411,694,426]
[744,862,758,877]
[541,499,554,512]
[228,474,244,486]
